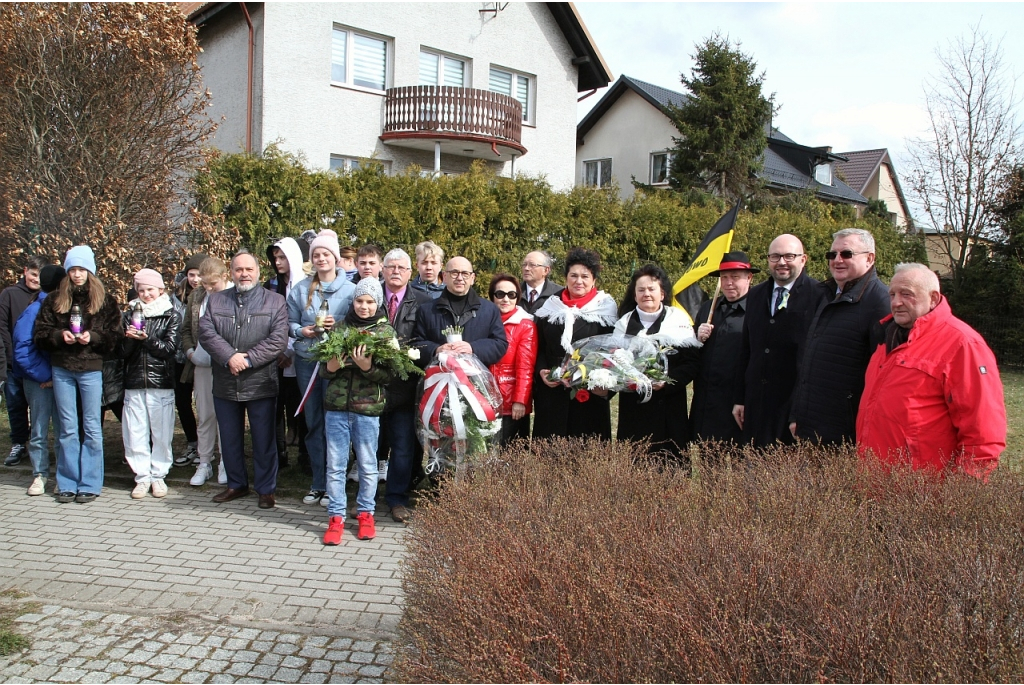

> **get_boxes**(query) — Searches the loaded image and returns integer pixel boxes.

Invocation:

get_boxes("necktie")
[388,294,398,322]
[772,286,785,315]
[528,289,537,305]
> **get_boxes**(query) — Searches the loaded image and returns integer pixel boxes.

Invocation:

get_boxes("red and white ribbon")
[418,352,497,439]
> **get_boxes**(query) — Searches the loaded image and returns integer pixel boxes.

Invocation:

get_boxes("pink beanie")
[134,268,165,291]
[308,229,342,264]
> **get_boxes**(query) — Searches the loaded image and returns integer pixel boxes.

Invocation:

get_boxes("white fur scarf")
[613,306,702,349]
[535,291,619,353]
[128,294,173,318]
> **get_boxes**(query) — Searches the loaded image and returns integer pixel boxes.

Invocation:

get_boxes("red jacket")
[490,307,537,415]
[856,298,1005,479]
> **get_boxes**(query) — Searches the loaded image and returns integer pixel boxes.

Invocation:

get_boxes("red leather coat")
[490,307,537,415]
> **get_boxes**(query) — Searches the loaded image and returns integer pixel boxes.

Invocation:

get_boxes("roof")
[577,74,687,141]
[834,148,912,218]
[179,2,611,93]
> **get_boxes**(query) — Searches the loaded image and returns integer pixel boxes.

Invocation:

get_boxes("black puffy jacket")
[119,297,181,391]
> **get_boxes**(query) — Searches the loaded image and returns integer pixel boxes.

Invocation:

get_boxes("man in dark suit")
[732,234,826,448]
[519,251,563,315]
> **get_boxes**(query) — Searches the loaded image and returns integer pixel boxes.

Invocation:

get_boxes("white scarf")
[535,291,618,353]
[613,305,701,349]
[128,294,173,318]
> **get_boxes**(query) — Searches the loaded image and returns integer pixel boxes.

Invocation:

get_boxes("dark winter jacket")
[119,296,181,391]
[33,285,122,373]
[383,286,428,412]
[414,289,508,367]
[789,268,890,445]
[0,278,38,371]
[179,286,206,384]
[691,294,748,443]
[198,285,288,402]
[736,272,826,447]
[13,293,52,384]
[320,319,395,416]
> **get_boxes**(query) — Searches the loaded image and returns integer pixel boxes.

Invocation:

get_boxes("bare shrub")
[394,438,1024,683]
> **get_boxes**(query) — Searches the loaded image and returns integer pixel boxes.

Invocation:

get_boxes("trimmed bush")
[394,439,1024,683]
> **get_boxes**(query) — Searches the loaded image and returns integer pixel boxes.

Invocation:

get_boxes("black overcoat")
[519,280,564,315]
[690,295,748,443]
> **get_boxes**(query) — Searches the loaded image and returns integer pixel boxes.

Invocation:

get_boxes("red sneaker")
[356,512,376,540]
[323,516,344,546]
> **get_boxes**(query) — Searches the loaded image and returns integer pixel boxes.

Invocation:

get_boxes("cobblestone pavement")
[0,468,408,682]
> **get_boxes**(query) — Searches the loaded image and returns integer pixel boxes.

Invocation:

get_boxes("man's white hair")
[383,248,411,267]
[893,262,940,292]
[833,228,875,253]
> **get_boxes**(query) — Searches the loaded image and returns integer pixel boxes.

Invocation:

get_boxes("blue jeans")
[295,358,326,491]
[51,367,104,495]
[5,373,29,445]
[24,379,62,476]
[383,407,421,508]
[324,410,379,518]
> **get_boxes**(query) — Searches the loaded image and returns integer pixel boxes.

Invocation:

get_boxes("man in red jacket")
[856,263,1006,479]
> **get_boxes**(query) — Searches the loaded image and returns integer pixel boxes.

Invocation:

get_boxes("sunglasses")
[492,290,519,300]
[825,250,869,260]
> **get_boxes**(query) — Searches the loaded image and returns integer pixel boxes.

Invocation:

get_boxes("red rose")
[575,389,591,403]
[601,359,614,368]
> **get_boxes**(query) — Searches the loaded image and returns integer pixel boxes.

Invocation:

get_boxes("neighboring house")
[834,148,912,228]
[183,2,611,189]
[576,75,868,212]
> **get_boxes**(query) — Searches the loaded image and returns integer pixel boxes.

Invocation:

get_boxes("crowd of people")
[0,227,1008,544]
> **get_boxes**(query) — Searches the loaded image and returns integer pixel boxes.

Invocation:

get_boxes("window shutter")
[443,57,465,87]
[516,75,529,120]
[419,51,438,86]
[489,68,512,96]
[353,34,386,90]
[331,28,347,82]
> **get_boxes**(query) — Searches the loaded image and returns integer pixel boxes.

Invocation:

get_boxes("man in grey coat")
[199,250,288,508]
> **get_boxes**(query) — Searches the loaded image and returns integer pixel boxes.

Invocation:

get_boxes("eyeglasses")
[825,250,869,261]
[492,290,518,300]
[521,262,546,269]
[383,264,411,272]
[445,270,474,279]
[767,253,803,263]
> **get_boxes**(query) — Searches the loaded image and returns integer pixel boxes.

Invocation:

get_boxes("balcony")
[381,86,527,161]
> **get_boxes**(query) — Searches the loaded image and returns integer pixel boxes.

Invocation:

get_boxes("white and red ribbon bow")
[419,352,497,439]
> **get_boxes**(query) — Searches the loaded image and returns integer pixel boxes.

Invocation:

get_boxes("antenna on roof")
[479,3,508,15]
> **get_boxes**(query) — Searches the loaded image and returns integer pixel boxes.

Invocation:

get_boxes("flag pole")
[706,278,722,325]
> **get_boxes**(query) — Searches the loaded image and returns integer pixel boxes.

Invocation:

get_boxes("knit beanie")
[134,268,165,291]
[352,275,383,308]
[39,265,66,294]
[185,253,209,273]
[308,229,342,264]
[64,245,97,275]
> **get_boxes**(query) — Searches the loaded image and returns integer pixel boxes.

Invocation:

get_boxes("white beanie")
[308,229,342,265]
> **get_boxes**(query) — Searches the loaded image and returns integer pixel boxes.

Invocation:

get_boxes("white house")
[184,2,611,189]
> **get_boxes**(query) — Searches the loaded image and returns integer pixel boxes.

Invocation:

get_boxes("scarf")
[345,307,386,329]
[560,287,599,309]
[128,294,173,318]
[535,289,618,353]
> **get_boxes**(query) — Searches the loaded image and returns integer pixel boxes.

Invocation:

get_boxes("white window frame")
[488,65,535,125]
[650,151,673,185]
[331,25,391,94]
[814,162,833,186]
[419,48,470,88]
[583,158,612,188]
[330,155,391,175]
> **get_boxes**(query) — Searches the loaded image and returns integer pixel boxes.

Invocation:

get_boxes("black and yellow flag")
[671,202,740,321]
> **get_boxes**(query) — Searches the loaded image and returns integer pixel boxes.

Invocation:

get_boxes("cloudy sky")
[575,2,1024,186]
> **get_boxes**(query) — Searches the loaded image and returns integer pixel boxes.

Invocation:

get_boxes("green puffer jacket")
[320,320,396,416]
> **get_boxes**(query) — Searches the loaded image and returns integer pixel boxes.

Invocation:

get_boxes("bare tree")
[905,26,1022,291]
[0,3,230,293]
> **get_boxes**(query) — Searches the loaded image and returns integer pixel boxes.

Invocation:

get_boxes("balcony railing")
[383,86,523,146]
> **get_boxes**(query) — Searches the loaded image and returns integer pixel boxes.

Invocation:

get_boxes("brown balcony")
[381,86,527,160]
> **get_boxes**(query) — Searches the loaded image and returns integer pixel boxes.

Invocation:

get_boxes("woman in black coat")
[532,248,618,441]
[614,264,700,463]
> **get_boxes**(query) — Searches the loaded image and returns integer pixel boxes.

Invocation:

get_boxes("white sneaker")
[303,489,325,505]
[190,463,213,486]
[347,462,358,482]
[151,479,168,498]
[378,460,388,482]
[217,461,227,485]
[27,476,47,496]
[131,482,149,499]
[320,494,329,508]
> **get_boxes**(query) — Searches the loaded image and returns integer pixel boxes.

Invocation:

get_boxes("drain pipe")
[434,141,441,176]
[240,2,254,153]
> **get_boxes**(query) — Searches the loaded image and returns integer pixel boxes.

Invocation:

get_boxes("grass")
[0,588,36,656]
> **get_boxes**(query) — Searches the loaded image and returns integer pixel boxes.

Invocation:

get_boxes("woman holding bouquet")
[288,229,356,506]
[614,264,701,464]
[533,248,618,440]
[488,274,537,446]
[320,278,395,545]
[33,246,122,503]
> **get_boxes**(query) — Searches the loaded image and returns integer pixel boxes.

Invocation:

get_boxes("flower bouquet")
[417,351,503,475]
[310,324,423,381]
[548,333,674,404]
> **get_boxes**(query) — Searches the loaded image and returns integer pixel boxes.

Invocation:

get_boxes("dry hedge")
[393,439,1024,683]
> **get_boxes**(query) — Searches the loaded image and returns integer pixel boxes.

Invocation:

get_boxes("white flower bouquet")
[548,333,674,403]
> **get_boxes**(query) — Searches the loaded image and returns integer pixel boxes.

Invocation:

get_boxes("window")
[489,66,533,123]
[331,156,391,175]
[583,159,612,188]
[331,26,389,91]
[420,50,466,87]
[814,162,832,186]
[650,152,673,185]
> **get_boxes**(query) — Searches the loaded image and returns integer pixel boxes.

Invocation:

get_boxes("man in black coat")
[788,229,890,445]
[691,252,757,444]
[733,234,826,448]
[378,248,429,523]
[1,255,45,466]
[519,250,563,315]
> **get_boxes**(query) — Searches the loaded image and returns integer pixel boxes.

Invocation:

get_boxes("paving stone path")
[0,468,409,683]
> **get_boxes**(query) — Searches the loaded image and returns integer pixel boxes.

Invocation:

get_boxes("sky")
[575,2,1024,191]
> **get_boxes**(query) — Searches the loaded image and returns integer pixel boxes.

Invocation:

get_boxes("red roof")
[834,148,888,195]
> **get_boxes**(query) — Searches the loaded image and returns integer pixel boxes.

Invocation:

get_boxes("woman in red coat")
[488,274,537,446]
